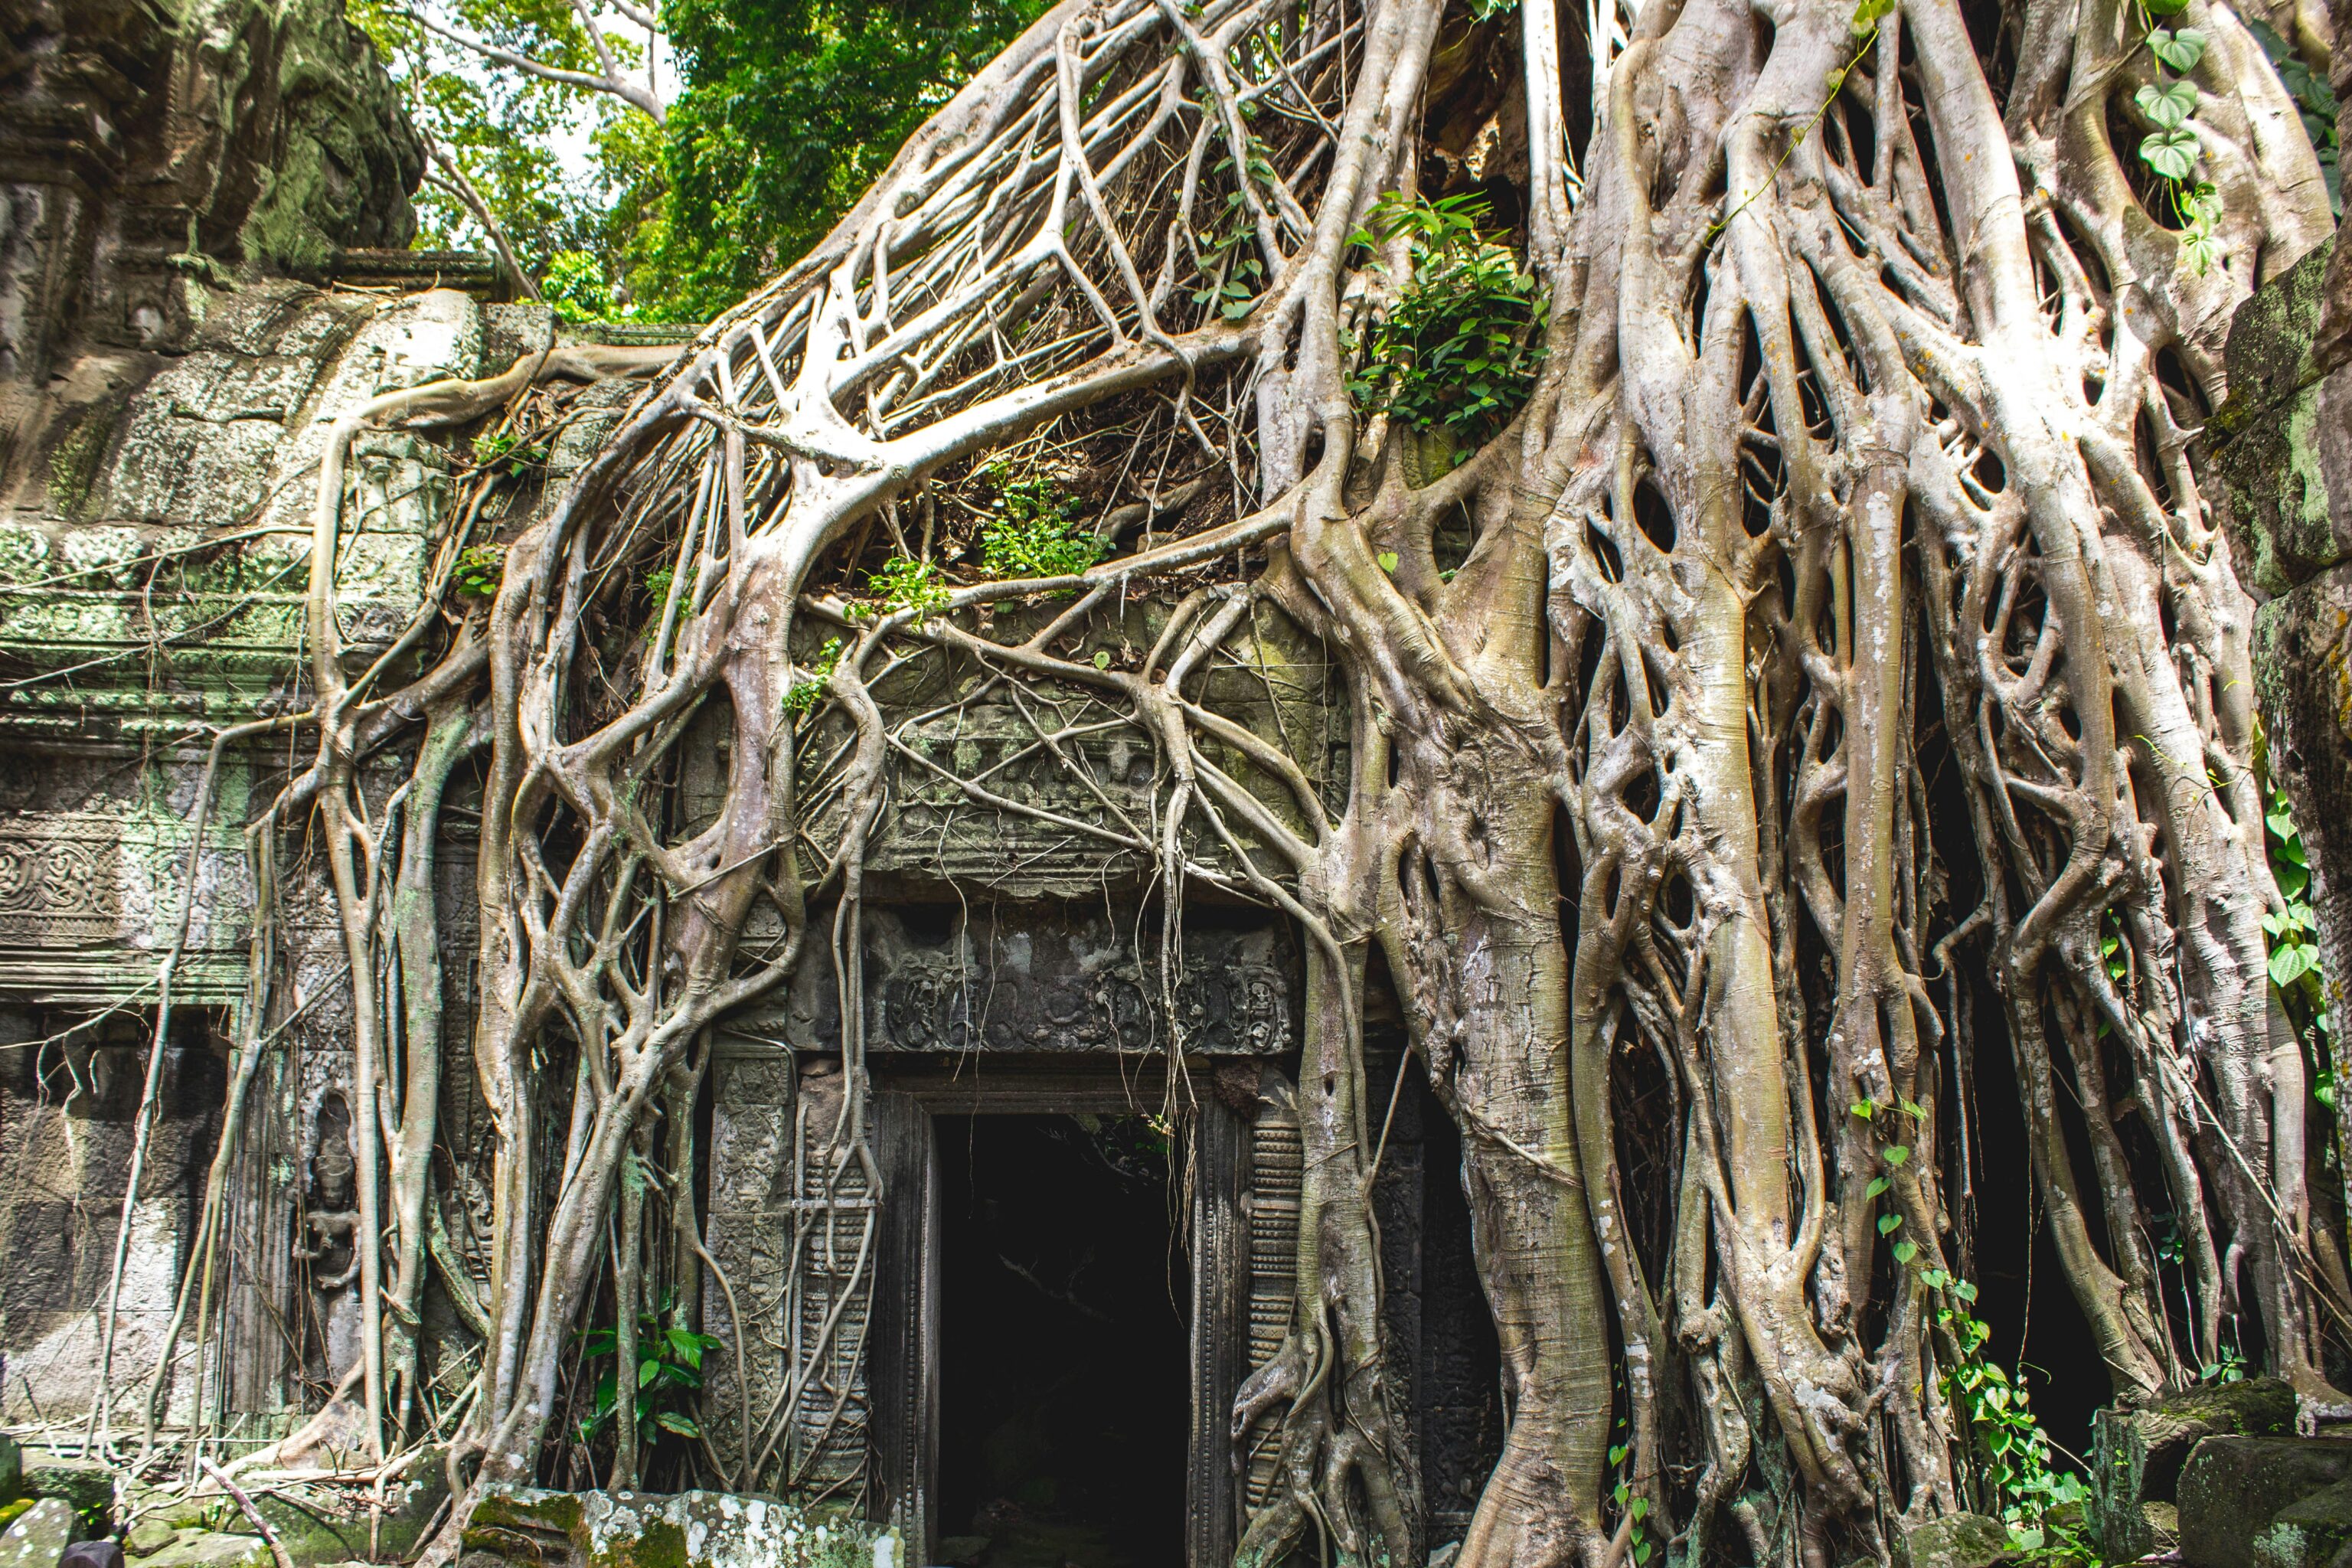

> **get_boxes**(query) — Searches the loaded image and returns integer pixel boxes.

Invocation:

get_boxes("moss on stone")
[44,412,114,521]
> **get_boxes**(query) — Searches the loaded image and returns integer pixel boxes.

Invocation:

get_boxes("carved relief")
[768,906,1299,1057]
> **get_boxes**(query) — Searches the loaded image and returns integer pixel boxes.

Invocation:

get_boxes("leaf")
[2135,80,2199,130]
[1850,1100,1874,1120]
[667,1327,705,1368]
[1879,1213,1903,1235]
[2272,943,2315,988]
[2143,0,2190,16]
[1609,1443,1630,1465]
[653,1411,701,1438]
[1093,650,1112,669]
[1885,1145,1911,1167]
[1850,0,1896,33]
[1955,1279,1979,1302]
[1378,551,1400,573]
[2151,26,2208,71]
[1893,1240,1919,1264]
[1631,1498,1648,1522]
[1867,1176,1890,1199]
[2141,126,2200,181]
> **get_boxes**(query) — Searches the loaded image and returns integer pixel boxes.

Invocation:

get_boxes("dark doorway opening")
[936,1114,1189,1568]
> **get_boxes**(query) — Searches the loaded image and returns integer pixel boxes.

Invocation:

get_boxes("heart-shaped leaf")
[1879,1213,1903,1235]
[2151,27,2207,71]
[1893,1240,1919,1263]
[2140,126,2200,181]
[2136,79,2199,129]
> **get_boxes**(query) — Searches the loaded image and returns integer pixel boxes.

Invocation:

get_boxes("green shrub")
[1345,192,1544,444]
[980,471,1100,580]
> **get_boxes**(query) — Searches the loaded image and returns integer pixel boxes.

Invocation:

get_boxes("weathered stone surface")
[2216,239,2343,595]
[462,1488,889,1568]
[122,1520,179,1557]
[0,1499,79,1568]
[1902,1514,2012,1568]
[0,0,422,387]
[769,906,1300,1057]
[19,1455,110,1521]
[2255,570,2352,1171]
[2250,1478,2352,1568]
[130,1533,269,1568]
[177,1461,446,1566]
[2096,1378,2300,1560]
[2180,1435,2352,1567]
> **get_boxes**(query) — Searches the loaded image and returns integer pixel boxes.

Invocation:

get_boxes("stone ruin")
[0,2,1516,1563]
[11,0,2352,1563]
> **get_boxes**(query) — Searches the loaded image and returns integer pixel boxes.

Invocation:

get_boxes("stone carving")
[766,906,1299,1057]
[0,0,422,386]
[875,948,1289,1055]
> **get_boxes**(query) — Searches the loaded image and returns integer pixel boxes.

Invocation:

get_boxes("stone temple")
[17,1,2352,1564]
[0,2,1514,1561]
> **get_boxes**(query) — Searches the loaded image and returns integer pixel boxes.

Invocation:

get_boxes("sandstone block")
[1902,1512,2012,1568]
[0,1499,80,1568]
[462,1488,890,1568]
[2180,1434,2352,1567]
[2096,1378,2298,1560]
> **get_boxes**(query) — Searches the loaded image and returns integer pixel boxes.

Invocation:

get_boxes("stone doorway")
[866,1064,1252,1568]
[932,1113,1187,1568]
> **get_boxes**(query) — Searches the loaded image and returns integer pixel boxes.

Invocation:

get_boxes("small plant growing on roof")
[979,467,1101,580]
[454,543,507,598]
[1344,191,1545,445]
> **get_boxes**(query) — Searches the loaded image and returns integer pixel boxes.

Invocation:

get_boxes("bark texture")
[151,0,2352,1563]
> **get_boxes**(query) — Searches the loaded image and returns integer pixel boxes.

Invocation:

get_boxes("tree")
[650,0,1054,316]
[351,0,668,307]
[203,0,2352,1563]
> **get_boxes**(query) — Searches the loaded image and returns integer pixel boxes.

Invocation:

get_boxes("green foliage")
[854,556,951,623]
[2266,784,2325,996]
[575,1289,722,1447]
[543,248,617,322]
[2118,13,2223,270]
[455,543,508,598]
[348,0,665,301]
[472,430,550,475]
[785,636,842,713]
[2262,776,2337,1138]
[1919,1267,2094,1562]
[979,470,1101,580]
[643,559,699,639]
[1345,193,1544,443]
[2252,19,2341,215]
[651,0,1052,319]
